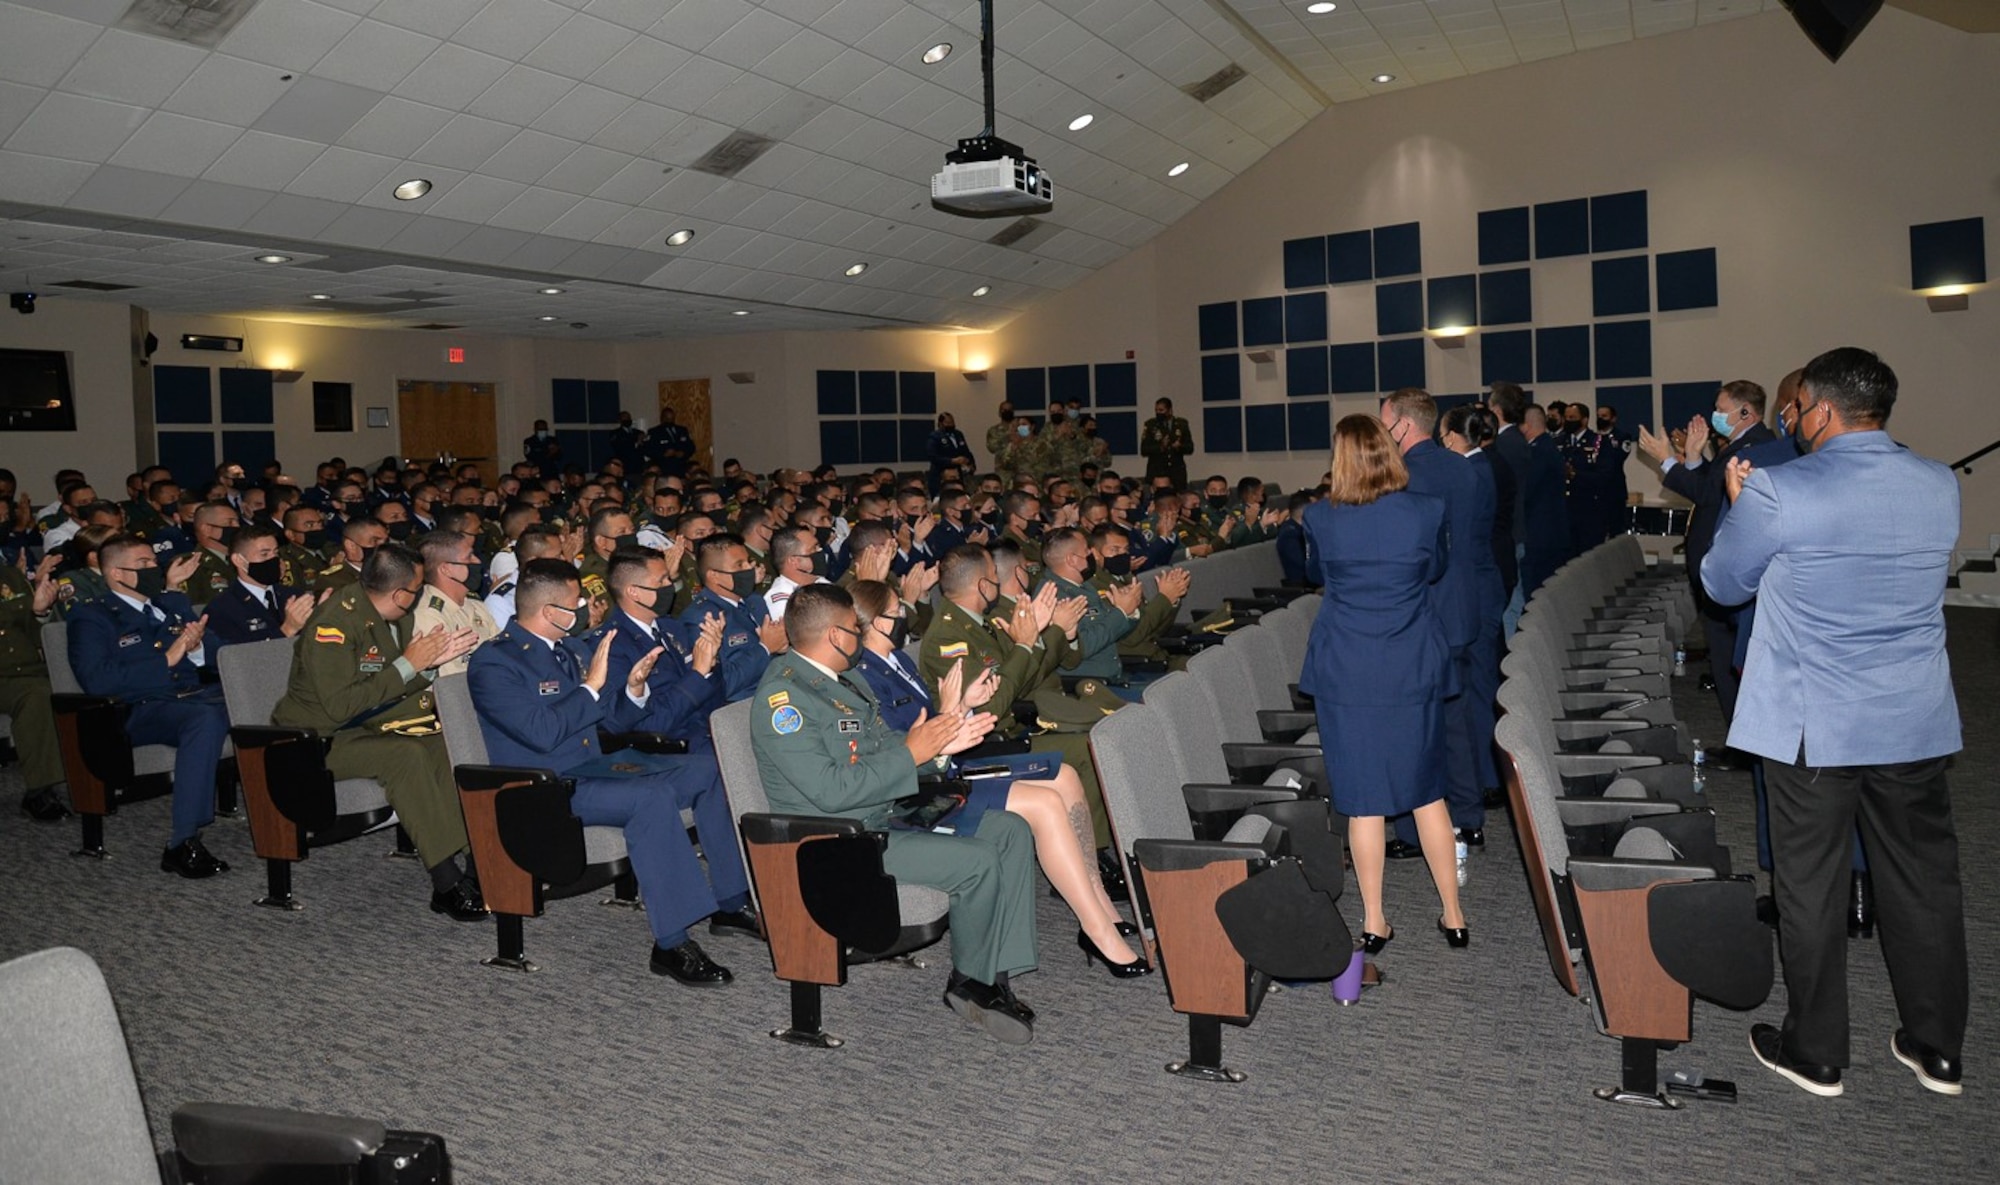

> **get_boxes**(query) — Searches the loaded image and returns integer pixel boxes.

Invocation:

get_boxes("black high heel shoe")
[1437,917,1470,949]
[1361,928,1394,955]
[1077,929,1152,978]
[1114,920,1140,937]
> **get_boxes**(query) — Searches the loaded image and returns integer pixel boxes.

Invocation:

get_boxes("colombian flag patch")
[766,691,790,708]
[313,626,346,645]
[939,641,969,659]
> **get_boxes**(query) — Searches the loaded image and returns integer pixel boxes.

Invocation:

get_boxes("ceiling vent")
[117,0,262,48]
[987,217,1043,249]
[691,130,777,178]
[1183,63,1247,103]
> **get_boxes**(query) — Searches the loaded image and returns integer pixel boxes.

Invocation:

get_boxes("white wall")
[0,295,137,500]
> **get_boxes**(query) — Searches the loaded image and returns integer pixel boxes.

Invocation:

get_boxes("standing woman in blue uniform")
[926,413,972,494]
[1300,416,1469,950]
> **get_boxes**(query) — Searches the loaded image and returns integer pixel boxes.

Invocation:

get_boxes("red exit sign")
[444,346,466,364]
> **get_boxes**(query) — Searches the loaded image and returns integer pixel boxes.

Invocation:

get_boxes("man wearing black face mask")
[312,518,386,594]
[1035,528,1142,680]
[1086,524,1192,667]
[1140,398,1192,489]
[1556,403,1627,553]
[409,530,499,677]
[581,507,638,624]
[180,501,240,609]
[1000,490,1044,566]
[374,500,414,548]
[204,522,316,652]
[610,412,647,473]
[760,527,828,623]
[679,534,788,702]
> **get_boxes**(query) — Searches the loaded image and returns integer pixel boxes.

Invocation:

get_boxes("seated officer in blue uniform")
[676,534,786,702]
[66,534,231,878]
[467,559,758,987]
[204,522,316,652]
[591,548,726,768]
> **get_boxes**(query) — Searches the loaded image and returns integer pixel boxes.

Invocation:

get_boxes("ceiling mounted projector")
[932,0,1053,218]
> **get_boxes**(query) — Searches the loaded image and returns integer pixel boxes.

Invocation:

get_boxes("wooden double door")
[397,380,498,485]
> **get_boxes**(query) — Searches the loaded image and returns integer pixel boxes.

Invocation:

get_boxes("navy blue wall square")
[1241,296,1284,347]
[1434,393,1482,414]
[218,368,273,424]
[554,428,592,470]
[1592,255,1651,317]
[819,419,860,466]
[1594,384,1655,432]
[899,371,937,414]
[1285,291,1328,343]
[1594,320,1652,380]
[1327,230,1373,283]
[1656,247,1718,311]
[1198,302,1238,351]
[1048,364,1090,406]
[816,370,856,416]
[1329,342,1378,395]
[1590,190,1648,253]
[1375,280,1423,337]
[1283,236,1328,288]
[1095,361,1138,406]
[1203,406,1243,453]
[551,377,588,423]
[219,429,277,473]
[586,429,615,469]
[1479,207,1531,266]
[1481,329,1534,386]
[154,366,213,426]
[1286,346,1329,397]
[1909,217,1986,289]
[1536,325,1591,382]
[156,429,216,489]
[857,419,898,464]
[1534,198,1590,259]
[1004,367,1046,409]
[857,370,897,414]
[1427,274,1478,330]
[1378,338,1425,392]
[1373,222,1421,278]
[1662,381,1721,432]
[899,418,933,463]
[1202,353,1241,402]
[1288,400,1332,453]
[1479,268,1532,325]
[1095,411,1138,455]
[1245,403,1287,452]
[585,379,619,422]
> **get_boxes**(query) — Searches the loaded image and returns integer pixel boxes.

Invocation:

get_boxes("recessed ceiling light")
[1068,113,1094,131]
[922,43,951,64]
[1371,73,1395,83]
[665,228,695,246]
[971,285,991,297]
[538,286,564,295]
[844,262,868,277]
[255,254,291,264]
[1168,162,1190,177]
[732,309,751,316]
[1307,2,1337,12]
[538,315,559,322]
[309,293,331,301]
[392,178,432,200]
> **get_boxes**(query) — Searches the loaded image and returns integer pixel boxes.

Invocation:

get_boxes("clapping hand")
[1107,580,1145,615]
[280,592,314,634]
[1052,595,1088,637]
[1683,414,1710,462]
[583,630,616,693]
[938,710,995,756]
[961,666,999,710]
[165,553,201,589]
[1003,596,1042,646]
[627,645,665,696]
[692,612,724,674]
[1155,566,1191,604]
[899,561,938,606]
[937,657,966,718]
[757,615,788,654]
[165,616,206,666]
[1724,456,1755,504]
[1636,423,1673,465]
[854,540,894,583]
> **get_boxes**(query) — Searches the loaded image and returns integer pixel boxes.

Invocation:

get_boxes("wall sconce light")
[1245,349,1277,364]
[727,371,756,384]
[270,369,306,384]
[1430,327,1472,350]
[962,370,989,381]
[1923,285,1971,313]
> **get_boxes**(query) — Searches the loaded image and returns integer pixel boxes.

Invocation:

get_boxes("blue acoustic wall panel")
[1201,354,1241,402]
[1479,268,1532,325]
[1479,207,1531,266]
[552,377,589,422]
[1595,384,1655,432]
[585,379,619,422]
[1329,342,1377,395]
[1004,367,1046,409]
[1198,302,1238,351]
[554,428,591,470]
[1096,411,1138,455]
[1910,217,1986,289]
[857,370,897,414]
[1481,329,1533,386]
[586,429,615,469]
[218,368,273,424]
[1662,381,1720,433]
[1285,291,1328,343]
[1594,320,1652,380]
[1536,326,1591,383]
[816,370,856,415]
[1375,280,1423,337]
[1241,296,1284,347]
[1427,274,1477,330]
[819,420,860,466]
[1245,403,1287,452]
[1284,236,1328,288]
[899,418,932,463]
[899,371,937,414]
[1288,400,1332,453]
[1327,230,1373,283]
[220,430,277,473]
[1373,222,1421,278]
[1095,361,1138,406]
[1656,248,1718,311]
[1286,346,1329,397]
[1204,406,1243,453]
[1048,364,1090,406]
[157,430,216,489]
[153,366,212,425]
[857,419,898,464]
[1378,338,1425,393]
[1590,190,1648,253]
[1592,256,1650,317]
[1534,198,1590,259]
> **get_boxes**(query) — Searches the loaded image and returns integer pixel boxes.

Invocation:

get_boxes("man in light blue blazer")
[1703,347,1964,1100]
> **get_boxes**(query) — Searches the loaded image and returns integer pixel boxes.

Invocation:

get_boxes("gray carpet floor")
[2,609,1994,1183]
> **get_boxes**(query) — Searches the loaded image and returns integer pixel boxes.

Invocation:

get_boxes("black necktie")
[264,589,277,612]
[554,643,579,684]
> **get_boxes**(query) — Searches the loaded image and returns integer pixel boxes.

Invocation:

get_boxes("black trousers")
[1700,612,1739,722]
[1765,754,1967,1066]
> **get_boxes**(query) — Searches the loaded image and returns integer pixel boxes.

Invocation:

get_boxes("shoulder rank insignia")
[428,594,445,610]
[313,625,346,645]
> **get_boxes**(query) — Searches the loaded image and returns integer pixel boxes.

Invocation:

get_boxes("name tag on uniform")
[118,633,142,648]
[837,718,861,734]
[538,680,560,696]
[727,632,750,646]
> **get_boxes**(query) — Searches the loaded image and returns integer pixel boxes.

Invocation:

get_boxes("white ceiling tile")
[487,186,583,232]
[530,83,632,140]
[455,0,578,62]
[695,71,793,128]
[752,28,848,86]
[382,215,480,256]
[591,156,672,203]
[320,204,419,248]
[542,196,626,239]
[0,150,97,206]
[338,97,458,158]
[593,101,684,153]
[107,112,243,178]
[161,53,294,126]
[645,55,744,110]
[0,6,107,89]
[5,91,149,163]
[371,0,489,39]
[238,193,357,238]
[649,113,733,166]
[312,19,444,92]
[412,111,523,171]
[523,11,642,78]
[587,36,696,98]
[483,128,581,183]
[468,64,577,124]
[157,180,277,229]
[794,48,881,102]
[393,42,515,109]
[542,143,631,193]
[422,173,532,222]
[653,0,758,54]
[0,80,44,147]
[583,0,681,32]
[284,146,400,201]
[55,28,209,108]
[67,165,194,218]
[705,9,805,71]
[202,130,332,189]
[220,0,364,71]
[593,206,676,246]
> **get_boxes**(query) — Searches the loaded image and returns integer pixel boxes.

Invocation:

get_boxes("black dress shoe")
[1847,871,1875,939]
[942,974,1033,1045]
[19,787,70,823]
[651,939,733,986]
[429,877,489,922]
[1437,916,1470,949]
[708,905,763,939]
[1077,928,1153,978]
[1891,1029,1963,1096]
[1097,848,1129,903]
[1749,1024,1842,1097]
[1704,747,1746,772]
[1384,839,1425,861]
[1457,828,1485,848]
[1756,895,1780,929]
[160,837,229,879]
[1698,673,1716,692]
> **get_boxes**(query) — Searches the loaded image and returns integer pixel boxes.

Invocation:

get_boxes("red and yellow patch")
[313,625,346,645]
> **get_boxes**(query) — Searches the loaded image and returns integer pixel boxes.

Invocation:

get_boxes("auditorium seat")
[1143,670,1324,794]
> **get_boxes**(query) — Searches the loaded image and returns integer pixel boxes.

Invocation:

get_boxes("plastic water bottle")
[1455,839,1470,886]
[1673,645,1687,676]
[1691,738,1707,795]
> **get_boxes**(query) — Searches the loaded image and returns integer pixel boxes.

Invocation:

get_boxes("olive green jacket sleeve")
[271,596,420,732]
[750,663,917,819]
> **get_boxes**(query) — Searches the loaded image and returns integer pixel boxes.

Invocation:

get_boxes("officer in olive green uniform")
[1037,568,1135,681]
[183,545,234,608]
[52,564,109,620]
[0,562,68,818]
[1093,566,1181,666]
[312,557,362,594]
[277,540,323,590]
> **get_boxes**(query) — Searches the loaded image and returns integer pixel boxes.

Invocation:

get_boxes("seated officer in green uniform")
[752,582,1042,1044]
[273,544,487,920]
[277,505,328,589]
[998,489,1044,566]
[1086,525,1194,667]
[1,551,70,821]
[311,518,385,593]
[1032,527,1142,680]
[180,501,240,609]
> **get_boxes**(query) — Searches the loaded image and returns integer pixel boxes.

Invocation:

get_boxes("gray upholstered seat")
[217,638,390,816]
[41,621,177,777]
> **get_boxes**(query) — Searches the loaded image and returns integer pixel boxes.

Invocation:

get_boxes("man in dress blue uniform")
[926,412,973,493]
[592,547,727,756]
[644,408,696,476]
[66,535,231,877]
[468,559,757,987]
[203,522,316,652]
[677,535,787,702]
[609,412,647,473]
[522,420,561,477]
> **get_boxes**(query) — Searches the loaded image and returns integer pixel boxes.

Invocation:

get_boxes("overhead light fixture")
[538,286,564,295]
[844,262,868,277]
[1925,285,1971,313]
[538,315,559,322]
[309,293,331,301]
[971,285,991,297]
[1168,162,1189,177]
[1431,326,1473,349]
[392,178,432,201]
[922,43,951,64]
[732,309,751,316]
[665,228,695,246]
[1307,2,1337,12]
[1371,73,1395,83]
[1068,113,1094,131]
[255,254,291,264]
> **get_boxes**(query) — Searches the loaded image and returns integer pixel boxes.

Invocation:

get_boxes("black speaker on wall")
[1783,0,1884,62]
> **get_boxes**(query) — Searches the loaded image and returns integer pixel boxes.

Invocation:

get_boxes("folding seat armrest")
[1159,632,1224,655]
[1567,856,1717,893]
[1559,690,1654,712]
[739,812,871,845]
[599,729,689,755]
[228,724,315,749]
[1182,783,1304,813]
[1255,708,1317,743]
[1553,752,1664,776]
[50,693,136,785]
[1561,762,1702,804]
[1553,718,1652,742]
[1221,741,1323,788]
[1133,837,1273,873]
[1588,725,1687,760]
[1555,798,1685,827]
[1286,683,1311,710]
[171,1103,405,1175]
[1119,657,1169,675]
[1251,586,1304,601]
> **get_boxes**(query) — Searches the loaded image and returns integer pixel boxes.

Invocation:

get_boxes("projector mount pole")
[946,0,1022,163]
[980,0,995,137]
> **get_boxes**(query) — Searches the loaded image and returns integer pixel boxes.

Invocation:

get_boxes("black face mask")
[131,567,168,599]
[385,521,413,541]
[795,552,819,576]
[1205,494,1228,510]
[358,546,379,565]
[214,525,239,548]
[727,568,757,600]
[606,531,637,552]
[1022,521,1043,539]
[827,499,846,517]
[980,510,1003,528]
[244,557,284,586]
[1103,553,1134,578]
[1079,555,1098,581]
[828,625,859,666]
[299,529,326,550]
[1564,420,1585,435]
[1596,416,1612,431]
[883,616,911,650]
[340,502,365,517]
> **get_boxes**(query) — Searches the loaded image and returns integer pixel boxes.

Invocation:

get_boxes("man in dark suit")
[1486,383,1534,631]
[1640,379,1776,734]
[66,535,231,877]
[643,408,696,476]
[204,523,315,652]
[1516,406,1572,600]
